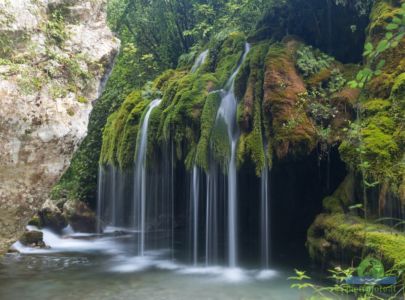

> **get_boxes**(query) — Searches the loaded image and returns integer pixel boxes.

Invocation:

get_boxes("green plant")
[349,4,405,89]
[46,10,68,45]
[295,46,334,78]
[289,266,403,300]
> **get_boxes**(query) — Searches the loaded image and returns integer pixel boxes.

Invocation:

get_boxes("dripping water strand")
[134,98,162,256]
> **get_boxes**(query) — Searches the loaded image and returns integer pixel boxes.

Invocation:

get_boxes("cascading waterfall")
[97,42,274,269]
[134,99,162,256]
[190,166,200,265]
[96,165,104,233]
[191,50,209,73]
[188,51,208,264]
[209,43,251,268]
[261,168,270,268]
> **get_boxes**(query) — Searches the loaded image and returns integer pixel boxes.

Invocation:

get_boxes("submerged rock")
[63,200,98,233]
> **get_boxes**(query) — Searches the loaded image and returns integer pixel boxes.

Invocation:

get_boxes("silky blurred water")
[0,228,302,300]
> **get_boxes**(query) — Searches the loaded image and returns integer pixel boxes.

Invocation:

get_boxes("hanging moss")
[237,100,265,175]
[99,91,148,168]
[157,72,218,162]
[213,32,246,87]
[210,118,231,173]
[195,92,222,171]
[117,99,150,169]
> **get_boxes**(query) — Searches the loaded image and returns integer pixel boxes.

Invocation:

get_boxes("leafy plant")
[349,3,405,89]
[289,266,403,300]
[295,46,334,77]
[46,10,68,45]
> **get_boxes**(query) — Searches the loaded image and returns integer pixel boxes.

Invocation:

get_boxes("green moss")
[153,69,177,91]
[77,96,88,104]
[391,72,405,100]
[322,173,356,213]
[307,213,405,269]
[212,32,246,87]
[362,125,398,160]
[118,99,150,169]
[237,100,265,175]
[158,72,218,163]
[263,42,318,159]
[100,90,147,167]
[368,1,402,40]
[323,196,344,213]
[195,92,221,171]
[27,215,42,228]
[235,42,269,173]
[362,98,391,115]
[210,117,231,172]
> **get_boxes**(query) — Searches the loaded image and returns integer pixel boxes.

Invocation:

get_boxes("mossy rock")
[307,213,405,270]
[63,200,98,233]
[27,215,42,228]
[38,200,67,233]
[263,41,317,159]
[322,174,357,213]
[195,92,222,171]
[100,90,149,169]
[20,230,46,248]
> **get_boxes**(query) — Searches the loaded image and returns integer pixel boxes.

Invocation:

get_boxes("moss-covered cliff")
[99,34,358,177]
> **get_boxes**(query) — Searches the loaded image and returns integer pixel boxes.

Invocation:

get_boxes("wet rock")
[38,199,67,232]
[19,230,46,248]
[63,200,98,233]
[27,215,41,228]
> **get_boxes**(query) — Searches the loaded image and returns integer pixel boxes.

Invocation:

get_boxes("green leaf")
[393,17,401,24]
[376,39,389,53]
[348,80,358,88]
[364,42,373,51]
[385,32,393,39]
[386,23,399,30]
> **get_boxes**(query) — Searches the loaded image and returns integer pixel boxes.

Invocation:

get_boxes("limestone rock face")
[0,0,119,253]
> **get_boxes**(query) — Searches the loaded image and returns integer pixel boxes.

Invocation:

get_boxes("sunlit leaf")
[386,23,399,30]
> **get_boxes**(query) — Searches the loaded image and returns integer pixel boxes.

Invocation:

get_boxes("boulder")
[19,230,46,248]
[63,200,98,233]
[38,199,67,232]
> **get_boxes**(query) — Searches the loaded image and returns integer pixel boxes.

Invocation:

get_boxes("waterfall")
[134,99,162,256]
[95,42,276,269]
[261,168,270,268]
[209,43,251,268]
[191,50,209,73]
[190,166,200,265]
[96,165,104,233]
